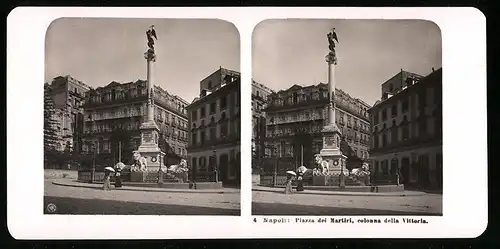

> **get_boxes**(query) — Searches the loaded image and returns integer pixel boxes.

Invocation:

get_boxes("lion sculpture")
[167,159,189,173]
[351,162,371,177]
[131,151,148,172]
[165,159,189,183]
[314,154,329,175]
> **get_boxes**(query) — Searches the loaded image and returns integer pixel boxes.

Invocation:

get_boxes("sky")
[45,18,240,103]
[252,19,442,106]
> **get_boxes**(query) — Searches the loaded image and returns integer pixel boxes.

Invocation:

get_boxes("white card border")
[7,7,487,239]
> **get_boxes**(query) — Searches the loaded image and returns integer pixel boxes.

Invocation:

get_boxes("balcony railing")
[187,134,239,150]
[82,94,148,108]
[265,98,329,111]
[369,134,441,154]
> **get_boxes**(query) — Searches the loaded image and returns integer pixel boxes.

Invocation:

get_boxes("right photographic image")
[251,19,443,216]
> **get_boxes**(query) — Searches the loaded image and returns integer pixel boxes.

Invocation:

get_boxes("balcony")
[85,111,144,122]
[82,94,148,108]
[265,98,329,112]
[186,134,239,150]
[369,134,441,154]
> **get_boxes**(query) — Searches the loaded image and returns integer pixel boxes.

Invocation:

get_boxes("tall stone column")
[316,29,347,187]
[135,47,165,173]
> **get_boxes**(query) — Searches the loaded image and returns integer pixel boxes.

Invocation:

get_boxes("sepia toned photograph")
[251,19,443,215]
[43,18,241,215]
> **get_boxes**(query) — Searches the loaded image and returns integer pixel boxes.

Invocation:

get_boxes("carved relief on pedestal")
[142,131,153,144]
[325,135,335,147]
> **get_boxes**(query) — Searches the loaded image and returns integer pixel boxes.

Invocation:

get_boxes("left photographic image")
[44,18,241,215]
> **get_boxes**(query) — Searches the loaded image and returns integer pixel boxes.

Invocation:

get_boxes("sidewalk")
[252,185,428,197]
[52,179,240,194]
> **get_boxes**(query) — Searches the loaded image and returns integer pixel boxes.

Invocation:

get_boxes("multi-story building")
[368,68,442,190]
[47,75,91,152]
[252,80,273,169]
[187,68,241,185]
[81,80,189,166]
[264,83,371,171]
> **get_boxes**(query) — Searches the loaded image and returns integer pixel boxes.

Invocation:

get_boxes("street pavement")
[44,180,240,215]
[252,189,442,216]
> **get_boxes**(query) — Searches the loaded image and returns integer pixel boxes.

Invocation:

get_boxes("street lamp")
[339,159,345,188]
[273,145,280,187]
[394,153,400,185]
[91,142,96,184]
[158,151,164,185]
[213,149,218,182]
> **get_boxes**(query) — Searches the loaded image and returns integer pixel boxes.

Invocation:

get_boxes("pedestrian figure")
[103,167,115,191]
[114,162,125,188]
[285,171,296,194]
[296,166,308,192]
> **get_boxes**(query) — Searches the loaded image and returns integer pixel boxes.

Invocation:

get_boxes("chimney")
[432,67,435,72]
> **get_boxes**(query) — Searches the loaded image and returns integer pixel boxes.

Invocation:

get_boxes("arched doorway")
[293,131,313,168]
[400,157,410,184]
[219,154,229,183]
[110,129,132,165]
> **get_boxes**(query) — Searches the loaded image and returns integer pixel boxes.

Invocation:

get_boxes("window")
[210,127,216,141]
[419,90,426,108]
[201,107,205,118]
[191,133,197,145]
[391,105,397,117]
[192,111,197,121]
[391,120,398,144]
[220,96,227,110]
[382,160,389,175]
[391,159,398,176]
[402,125,409,140]
[382,109,387,121]
[402,99,409,113]
[256,91,260,97]
[200,131,205,144]
[210,103,216,114]
[208,80,212,89]
[420,119,427,137]
[220,122,228,137]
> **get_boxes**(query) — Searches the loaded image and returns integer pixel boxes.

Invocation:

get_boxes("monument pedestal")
[130,171,148,182]
[317,123,348,186]
[136,120,165,173]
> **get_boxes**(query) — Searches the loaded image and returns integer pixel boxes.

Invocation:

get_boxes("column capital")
[144,50,156,62]
[325,52,338,65]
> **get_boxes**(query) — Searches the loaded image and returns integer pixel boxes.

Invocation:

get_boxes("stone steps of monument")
[163,178,181,183]
[345,176,364,186]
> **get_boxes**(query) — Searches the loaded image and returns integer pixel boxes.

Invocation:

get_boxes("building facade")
[81,80,189,166]
[251,80,273,170]
[47,75,91,152]
[368,68,442,190]
[187,68,241,185]
[264,83,371,171]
